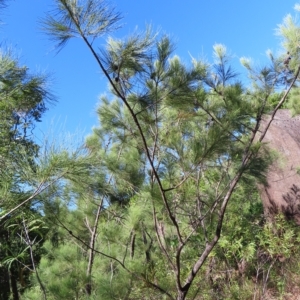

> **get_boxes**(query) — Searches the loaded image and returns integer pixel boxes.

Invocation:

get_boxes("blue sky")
[1,0,298,142]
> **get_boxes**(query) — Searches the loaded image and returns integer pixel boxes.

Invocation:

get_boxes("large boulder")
[259,109,300,224]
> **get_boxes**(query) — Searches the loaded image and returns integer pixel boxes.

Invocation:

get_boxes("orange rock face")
[259,109,300,224]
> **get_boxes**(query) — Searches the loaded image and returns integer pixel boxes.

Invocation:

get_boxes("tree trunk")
[86,201,103,295]
[10,270,19,300]
[176,290,186,300]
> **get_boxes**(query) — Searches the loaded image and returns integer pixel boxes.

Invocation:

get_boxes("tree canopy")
[2,1,300,300]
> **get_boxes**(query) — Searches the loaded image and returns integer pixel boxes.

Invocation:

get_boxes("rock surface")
[259,109,300,224]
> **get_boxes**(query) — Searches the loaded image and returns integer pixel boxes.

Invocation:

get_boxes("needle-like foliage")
[41,0,122,51]
[15,1,300,300]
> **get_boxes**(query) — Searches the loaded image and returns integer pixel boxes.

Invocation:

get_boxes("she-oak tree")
[6,0,300,299]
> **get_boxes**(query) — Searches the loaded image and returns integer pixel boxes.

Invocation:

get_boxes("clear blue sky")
[0,0,298,142]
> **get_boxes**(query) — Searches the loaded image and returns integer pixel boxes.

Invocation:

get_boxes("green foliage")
[0,49,55,298]
[5,1,300,300]
[31,29,276,298]
[41,0,122,51]
[284,86,300,115]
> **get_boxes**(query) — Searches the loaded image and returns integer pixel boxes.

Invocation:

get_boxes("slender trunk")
[176,290,186,300]
[28,241,47,299]
[86,201,103,295]
[22,219,47,299]
[10,270,19,300]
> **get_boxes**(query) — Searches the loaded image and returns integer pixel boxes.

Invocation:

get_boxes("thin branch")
[0,173,66,221]
[258,65,300,144]
[196,169,208,244]
[86,142,123,294]
[69,10,184,249]
[199,103,246,145]
[54,215,174,299]
[152,202,176,271]
[22,219,47,300]
[180,66,300,297]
